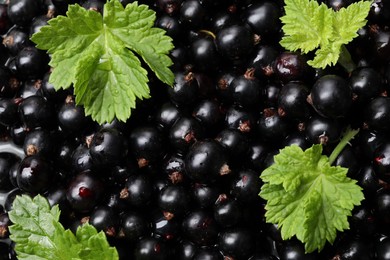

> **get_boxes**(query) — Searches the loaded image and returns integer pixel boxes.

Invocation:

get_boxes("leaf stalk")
[337,45,356,73]
[328,127,360,165]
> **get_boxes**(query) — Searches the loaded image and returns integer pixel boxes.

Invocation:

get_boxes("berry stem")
[337,45,356,73]
[328,127,360,165]
[0,141,25,159]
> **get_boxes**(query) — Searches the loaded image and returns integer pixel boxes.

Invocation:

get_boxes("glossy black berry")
[7,0,43,26]
[182,209,219,246]
[230,169,261,203]
[155,102,182,132]
[23,129,54,157]
[278,81,311,120]
[213,194,242,227]
[210,10,239,33]
[364,96,390,132]
[66,172,104,213]
[376,235,390,260]
[192,99,224,134]
[18,95,54,130]
[373,141,390,183]
[375,190,390,226]
[134,237,171,260]
[0,68,19,98]
[243,1,281,37]
[168,71,199,108]
[247,45,279,79]
[216,24,255,64]
[151,210,180,241]
[19,79,43,99]
[119,173,153,207]
[89,127,128,167]
[2,27,30,56]
[332,237,372,260]
[218,227,255,259]
[58,95,90,134]
[190,36,221,72]
[0,98,19,127]
[0,4,10,34]
[356,165,381,197]
[129,126,166,168]
[304,116,342,145]
[277,239,317,260]
[71,144,95,174]
[17,155,52,193]
[257,108,291,142]
[169,116,204,154]
[158,184,191,218]
[29,14,50,37]
[0,154,18,192]
[185,140,230,183]
[191,183,221,209]
[229,68,262,108]
[193,247,223,260]
[89,205,119,237]
[155,14,182,40]
[15,46,49,80]
[120,210,151,241]
[156,0,180,14]
[175,240,197,260]
[309,74,352,119]
[179,0,207,30]
[349,67,383,104]
[224,105,256,133]
[274,52,314,83]
[215,128,250,164]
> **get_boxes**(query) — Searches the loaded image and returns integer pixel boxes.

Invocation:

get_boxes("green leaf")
[279,0,372,70]
[259,130,364,253]
[261,145,322,192]
[333,0,373,45]
[8,195,119,260]
[8,195,81,260]
[280,0,333,53]
[307,41,342,68]
[76,224,118,260]
[31,0,174,124]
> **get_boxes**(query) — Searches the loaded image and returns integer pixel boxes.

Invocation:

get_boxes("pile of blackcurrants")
[0,0,389,259]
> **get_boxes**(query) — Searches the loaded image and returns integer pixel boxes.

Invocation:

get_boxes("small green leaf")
[279,0,372,70]
[76,224,118,260]
[259,128,364,253]
[280,0,333,53]
[333,0,373,45]
[31,0,174,124]
[261,144,323,192]
[8,195,119,260]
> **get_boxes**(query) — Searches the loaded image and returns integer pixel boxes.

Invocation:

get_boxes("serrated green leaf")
[334,1,372,45]
[76,224,119,260]
[279,0,372,70]
[280,0,333,53]
[303,167,364,252]
[8,195,81,260]
[31,0,174,124]
[260,132,364,253]
[307,41,342,68]
[8,195,119,260]
[261,145,323,192]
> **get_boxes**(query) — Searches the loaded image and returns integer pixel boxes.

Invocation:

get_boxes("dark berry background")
[0,0,389,259]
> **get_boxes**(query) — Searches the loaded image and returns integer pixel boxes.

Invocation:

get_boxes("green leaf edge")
[30,0,175,124]
[8,194,119,260]
[259,142,365,253]
[279,0,373,69]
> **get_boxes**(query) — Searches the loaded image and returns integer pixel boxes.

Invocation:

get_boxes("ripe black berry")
[185,140,230,183]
